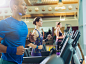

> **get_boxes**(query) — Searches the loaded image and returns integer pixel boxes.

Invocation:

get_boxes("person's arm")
[0,37,6,53]
[0,37,25,55]
[0,21,25,55]
[42,34,52,44]
[28,30,43,49]
[43,31,44,38]
[56,28,64,39]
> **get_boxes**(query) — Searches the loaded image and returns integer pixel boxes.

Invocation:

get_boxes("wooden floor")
[83,60,86,64]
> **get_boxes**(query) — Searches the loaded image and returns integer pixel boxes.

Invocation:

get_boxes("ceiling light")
[55,7,59,11]
[60,15,65,21]
[28,8,32,12]
[60,18,65,21]
[42,8,45,11]
[48,7,52,11]
[62,6,66,10]
[68,5,73,10]
[76,6,78,10]
[35,7,39,12]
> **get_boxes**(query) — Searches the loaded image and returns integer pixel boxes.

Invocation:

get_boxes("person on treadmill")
[28,17,51,56]
[55,22,65,55]
[29,17,43,56]
[0,0,37,64]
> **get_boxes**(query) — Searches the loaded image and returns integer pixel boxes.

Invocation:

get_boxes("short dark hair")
[33,17,41,25]
[10,0,19,10]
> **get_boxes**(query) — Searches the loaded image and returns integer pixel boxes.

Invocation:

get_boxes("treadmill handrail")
[60,37,69,56]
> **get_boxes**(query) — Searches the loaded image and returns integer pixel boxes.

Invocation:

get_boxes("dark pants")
[56,41,61,52]
[0,58,17,64]
[56,39,62,52]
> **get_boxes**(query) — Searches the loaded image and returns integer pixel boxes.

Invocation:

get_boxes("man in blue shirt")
[0,0,44,64]
[0,0,38,64]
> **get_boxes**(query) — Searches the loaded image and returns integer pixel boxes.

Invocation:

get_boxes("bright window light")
[60,15,65,21]
[0,0,6,7]
[60,18,65,21]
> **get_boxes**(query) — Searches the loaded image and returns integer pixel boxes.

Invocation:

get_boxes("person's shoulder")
[33,29,37,33]
[0,17,13,26]
[4,17,12,21]
[33,29,39,34]
[0,20,5,22]
[56,27,59,30]
[0,19,6,24]
[1,17,13,24]
[0,19,7,27]
[22,21,27,25]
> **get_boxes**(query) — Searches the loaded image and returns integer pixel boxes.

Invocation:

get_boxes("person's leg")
[55,41,58,51]
[0,58,17,64]
[0,58,2,64]
[58,42,60,51]
[56,41,61,55]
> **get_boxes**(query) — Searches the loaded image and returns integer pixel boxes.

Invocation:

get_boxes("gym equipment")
[63,24,83,64]
[71,30,83,64]
[24,48,32,57]
[60,30,82,64]
[64,24,72,35]
[22,56,46,64]
[40,54,64,64]
[40,29,74,64]
[45,30,82,64]
[23,28,83,64]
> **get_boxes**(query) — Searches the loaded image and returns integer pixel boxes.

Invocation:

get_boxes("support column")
[79,0,86,62]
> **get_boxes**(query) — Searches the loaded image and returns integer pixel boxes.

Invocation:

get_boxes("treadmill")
[40,30,81,64]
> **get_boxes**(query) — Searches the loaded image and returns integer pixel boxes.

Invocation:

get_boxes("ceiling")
[0,0,79,20]
[23,0,79,18]
[24,0,78,6]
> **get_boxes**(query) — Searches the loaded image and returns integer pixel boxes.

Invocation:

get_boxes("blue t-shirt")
[0,17,28,64]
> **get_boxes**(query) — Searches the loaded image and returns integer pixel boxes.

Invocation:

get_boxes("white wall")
[25,20,78,28]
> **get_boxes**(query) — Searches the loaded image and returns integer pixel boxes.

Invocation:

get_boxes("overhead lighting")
[62,0,78,3]
[55,6,66,10]
[28,8,32,12]
[35,7,39,12]
[60,18,65,21]
[48,7,52,11]
[28,0,58,5]
[68,5,73,10]
[42,8,45,11]
[62,6,66,10]
[60,15,65,21]
[0,0,6,7]
[76,6,78,10]
[55,7,59,11]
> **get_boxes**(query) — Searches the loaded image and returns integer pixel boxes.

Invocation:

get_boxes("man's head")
[10,0,27,16]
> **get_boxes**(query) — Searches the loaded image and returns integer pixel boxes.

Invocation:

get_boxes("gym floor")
[83,60,86,64]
